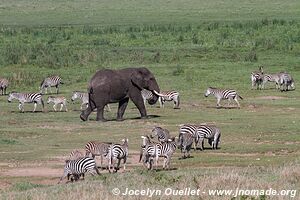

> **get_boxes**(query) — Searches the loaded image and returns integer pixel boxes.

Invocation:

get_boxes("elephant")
[80,67,161,122]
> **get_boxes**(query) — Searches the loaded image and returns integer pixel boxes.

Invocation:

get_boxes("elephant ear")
[131,70,145,90]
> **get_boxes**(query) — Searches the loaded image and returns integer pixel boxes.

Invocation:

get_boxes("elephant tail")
[88,87,97,110]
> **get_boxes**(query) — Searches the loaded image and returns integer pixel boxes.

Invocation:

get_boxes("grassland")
[0,0,300,199]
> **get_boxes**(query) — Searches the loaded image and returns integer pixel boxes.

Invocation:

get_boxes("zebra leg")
[158,97,163,108]
[227,98,232,107]
[123,157,127,171]
[53,104,57,112]
[234,97,240,108]
[18,103,23,112]
[216,98,221,107]
[56,85,59,94]
[174,96,180,109]
[33,102,37,112]
[64,103,68,112]
[60,103,63,111]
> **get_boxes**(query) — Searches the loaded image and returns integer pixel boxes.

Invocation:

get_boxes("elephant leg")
[96,105,107,122]
[117,97,129,121]
[80,105,93,121]
[130,95,147,119]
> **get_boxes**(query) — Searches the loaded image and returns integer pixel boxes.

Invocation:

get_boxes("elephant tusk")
[153,90,164,97]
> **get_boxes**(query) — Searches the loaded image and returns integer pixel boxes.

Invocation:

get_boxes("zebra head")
[7,92,18,102]
[151,126,162,138]
[141,135,151,147]
[71,91,80,101]
[204,87,213,97]
[47,96,55,104]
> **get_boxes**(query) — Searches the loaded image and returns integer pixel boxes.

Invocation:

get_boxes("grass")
[0,0,300,199]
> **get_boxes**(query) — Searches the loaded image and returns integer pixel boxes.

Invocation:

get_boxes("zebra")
[8,92,44,112]
[179,124,198,150]
[153,90,180,109]
[0,78,9,95]
[141,89,154,107]
[67,149,85,161]
[151,126,170,143]
[66,149,85,181]
[262,73,281,89]
[58,157,100,184]
[40,76,63,94]
[107,138,129,173]
[177,132,194,159]
[71,91,89,110]
[196,125,221,151]
[85,141,111,168]
[204,87,243,108]
[141,136,177,170]
[279,72,295,91]
[47,96,68,112]
[251,66,264,90]
[71,91,111,111]
[139,135,161,169]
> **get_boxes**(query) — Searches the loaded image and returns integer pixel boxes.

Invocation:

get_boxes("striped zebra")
[67,149,85,161]
[179,124,198,150]
[251,66,264,90]
[58,157,100,184]
[262,73,281,89]
[151,126,170,143]
[71,91,111,111]
[139,135,161,169]
[153,90,180,109]
[71,91,89,110]
[279,72,295,91]
[66,149,85,181]
[107,138,129,173]
[204,87,243,108]
[47,96,68,112]
[0,78,9,95]
[141,89,154,107]
[177,132,194,159]
[141,136,177,170]
[8,92,44,112]
[85,141,111,168]
[40,75,63,94]
[196,125,221,151]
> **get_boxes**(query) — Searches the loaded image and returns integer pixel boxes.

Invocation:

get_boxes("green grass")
[0,0,300,199]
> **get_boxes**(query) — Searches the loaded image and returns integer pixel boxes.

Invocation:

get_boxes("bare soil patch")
[256,96,287,100]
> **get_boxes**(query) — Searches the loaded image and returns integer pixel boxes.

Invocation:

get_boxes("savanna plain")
[0,0,299,199]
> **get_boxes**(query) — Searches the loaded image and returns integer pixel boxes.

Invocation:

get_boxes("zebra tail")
[238,94,243,100]
[139,147,144,162]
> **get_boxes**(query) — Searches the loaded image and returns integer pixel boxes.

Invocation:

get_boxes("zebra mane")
[208,87,217,89]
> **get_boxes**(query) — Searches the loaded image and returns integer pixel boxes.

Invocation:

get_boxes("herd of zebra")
[0,75,181,112]
[59,124,220,183]
[251,66,295,91]
[0,67,295,184]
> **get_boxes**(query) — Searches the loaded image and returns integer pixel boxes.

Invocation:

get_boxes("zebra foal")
[40,75,63,94]
[204,87,243,108]
[85,141,111,168]
[71,91,110,111]
[8,92,44,112]
[47,96,68,112]
[151,126,170,143]
[0,78,9,95]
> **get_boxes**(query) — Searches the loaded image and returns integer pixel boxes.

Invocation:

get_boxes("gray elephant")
[80,67,161,122]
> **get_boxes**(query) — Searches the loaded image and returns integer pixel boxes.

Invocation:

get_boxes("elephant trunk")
[147,85,160,105]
